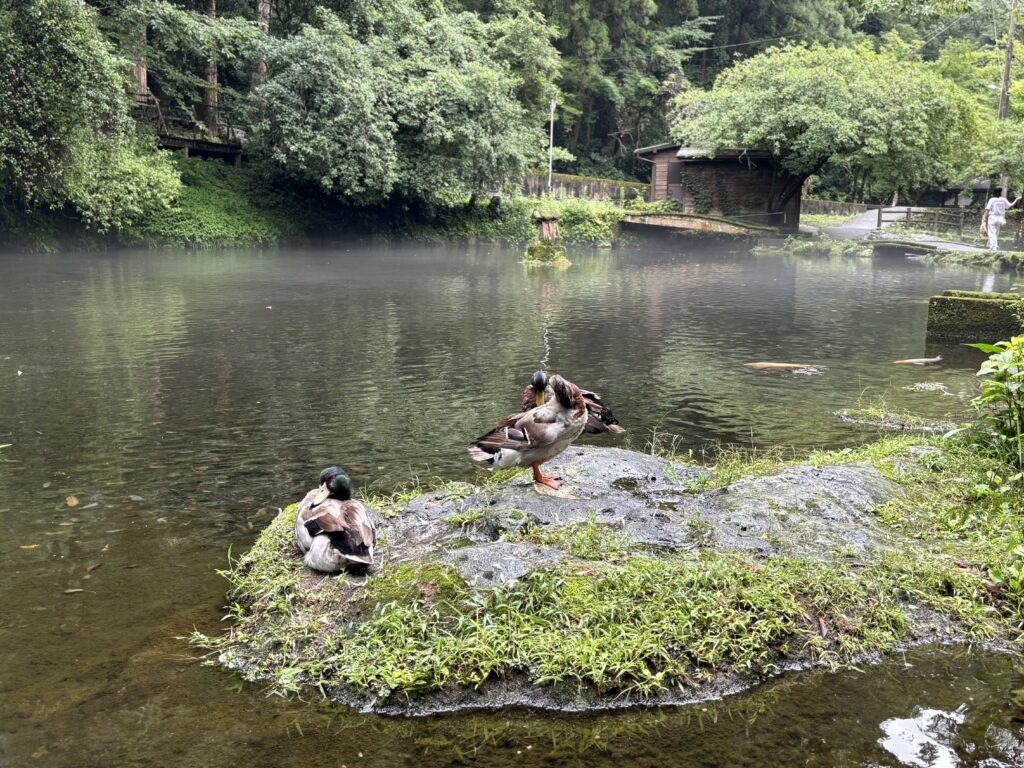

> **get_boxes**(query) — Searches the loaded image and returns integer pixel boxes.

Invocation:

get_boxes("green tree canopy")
[670,42,981,209]
[0,0,179,231]
[248,3,559,207]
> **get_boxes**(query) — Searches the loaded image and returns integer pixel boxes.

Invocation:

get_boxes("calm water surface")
[1,240,1021,767]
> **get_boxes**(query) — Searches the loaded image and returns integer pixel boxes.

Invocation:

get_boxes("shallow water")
[0,239,1019,767]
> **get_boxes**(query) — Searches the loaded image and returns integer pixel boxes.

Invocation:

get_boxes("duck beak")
[535,391,545,407]
[311,483,330,508]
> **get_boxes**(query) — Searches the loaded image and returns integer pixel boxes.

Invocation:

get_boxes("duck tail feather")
[468,445,495,464]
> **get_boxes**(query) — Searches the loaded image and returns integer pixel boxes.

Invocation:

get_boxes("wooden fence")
[802,199,873,217]
[873,206,1024,247]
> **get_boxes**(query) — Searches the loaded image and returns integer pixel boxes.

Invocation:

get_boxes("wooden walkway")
[131,94,244,163]
[817,207,988,254]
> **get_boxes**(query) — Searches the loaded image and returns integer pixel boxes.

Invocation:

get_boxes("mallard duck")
[469,373,588,489]
[294,466,376,574]
[521,370,625,435]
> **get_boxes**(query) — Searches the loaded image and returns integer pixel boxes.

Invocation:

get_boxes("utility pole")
[548,99,556,191]
[999,0,1017,192]
[999,0,1016,120]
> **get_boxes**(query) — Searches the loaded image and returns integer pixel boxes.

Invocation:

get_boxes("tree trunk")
[203,0,218,131]
[131,21,147,101]
[254,0,272,84]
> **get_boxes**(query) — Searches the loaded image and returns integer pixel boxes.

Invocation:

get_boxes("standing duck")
[470,373,588,489]
[521,370,625,435]
[294,466,376,573]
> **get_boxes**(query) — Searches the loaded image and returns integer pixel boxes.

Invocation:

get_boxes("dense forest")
[2,0,1023,245]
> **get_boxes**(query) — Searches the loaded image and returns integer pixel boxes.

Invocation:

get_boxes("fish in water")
[745,362,826,374]
[745,362,819,370]
[894,356,942,365]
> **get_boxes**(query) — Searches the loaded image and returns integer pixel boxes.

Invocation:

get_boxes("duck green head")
[531,370,548,406]
[311,466,353,507]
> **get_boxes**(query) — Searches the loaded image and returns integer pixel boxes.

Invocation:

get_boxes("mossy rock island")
[196,443,1021,715]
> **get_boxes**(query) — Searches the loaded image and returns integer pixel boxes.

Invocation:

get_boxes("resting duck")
[521,370,625,435]
[469,373,588,489]
[294,466,376,574]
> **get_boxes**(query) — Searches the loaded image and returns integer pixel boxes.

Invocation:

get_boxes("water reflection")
[0,241,1018,766]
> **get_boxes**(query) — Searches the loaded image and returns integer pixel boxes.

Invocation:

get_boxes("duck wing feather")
[579,389,626,434]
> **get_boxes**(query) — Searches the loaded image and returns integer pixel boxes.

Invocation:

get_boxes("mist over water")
[1,240,1019,767]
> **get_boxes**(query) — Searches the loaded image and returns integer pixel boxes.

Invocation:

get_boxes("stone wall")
[522,173,648,203]
[926,290,1024,342]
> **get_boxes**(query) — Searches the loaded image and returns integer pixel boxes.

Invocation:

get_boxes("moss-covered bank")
[3,157,658,250]
[193,438,1024,713]
[923,248,1024,271]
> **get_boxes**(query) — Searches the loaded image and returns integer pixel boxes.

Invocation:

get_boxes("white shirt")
[986,196,1010,218]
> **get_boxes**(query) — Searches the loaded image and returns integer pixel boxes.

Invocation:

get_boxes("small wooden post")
[525,206,567,263]
[876,206,883,228]
[958,208,964,237]
[933,209,938,232]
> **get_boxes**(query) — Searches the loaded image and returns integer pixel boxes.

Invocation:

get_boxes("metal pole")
[999,0,1017,192]
[1000,1,1016,121]
[548,99,556,192]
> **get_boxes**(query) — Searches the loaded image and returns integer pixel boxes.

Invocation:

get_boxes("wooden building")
[635,144,801,231]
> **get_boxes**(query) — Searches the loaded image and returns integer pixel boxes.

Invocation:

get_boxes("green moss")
[925,248,1024,271]
[927,294,1024,342]
[944,290,1022,300]
[519,514,632,560]
[523,237,569,264]
[752,235,873,259]
[800,213,858,227]
[364,561,466,611]
[129,156,318,247]
[443,507,487,527]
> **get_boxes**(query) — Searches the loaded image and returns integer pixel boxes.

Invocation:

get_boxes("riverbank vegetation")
[5,1,1024,248]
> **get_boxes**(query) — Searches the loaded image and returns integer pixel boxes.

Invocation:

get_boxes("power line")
[691,32,809,53]
[917,10,973,47]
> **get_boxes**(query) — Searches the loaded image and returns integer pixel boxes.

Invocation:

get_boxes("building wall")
[648,152,801,230]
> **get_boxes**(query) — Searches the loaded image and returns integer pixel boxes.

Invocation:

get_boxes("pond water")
[1,239,1021,767]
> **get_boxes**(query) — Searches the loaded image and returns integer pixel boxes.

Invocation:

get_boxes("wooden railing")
[870,205,1024,247]
[130,91,246,146]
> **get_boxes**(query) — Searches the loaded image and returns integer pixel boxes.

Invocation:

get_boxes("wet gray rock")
[698,464,898,556]
[442,541,564,589]
[375,446,903,589]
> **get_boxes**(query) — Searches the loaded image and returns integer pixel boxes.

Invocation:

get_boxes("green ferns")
[133,157,312,247]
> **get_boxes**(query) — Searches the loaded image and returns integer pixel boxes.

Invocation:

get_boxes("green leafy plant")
[967,337,1024,470]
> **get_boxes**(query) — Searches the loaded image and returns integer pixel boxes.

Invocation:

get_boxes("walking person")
[983,188,1022,251]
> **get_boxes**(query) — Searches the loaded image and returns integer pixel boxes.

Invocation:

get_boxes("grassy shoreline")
[192,435,1024,708]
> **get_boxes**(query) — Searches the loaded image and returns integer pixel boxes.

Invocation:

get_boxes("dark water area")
[1,240,1021,767]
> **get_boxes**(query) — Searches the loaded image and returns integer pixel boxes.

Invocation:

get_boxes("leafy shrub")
[967,337,1024,470]
[132,156,313,246]
[556,197,624,246]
